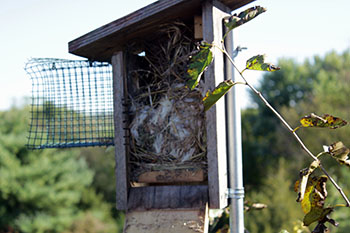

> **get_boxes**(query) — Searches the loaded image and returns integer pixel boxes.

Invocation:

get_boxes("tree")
[0,106,119,232]
[279,50,350,168]
[242,50,350,189]
[245,159,304,233]
[242,50,350,232]
[242,58,315,190]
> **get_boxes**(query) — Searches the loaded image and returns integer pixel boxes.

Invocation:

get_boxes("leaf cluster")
[185,6,270,112]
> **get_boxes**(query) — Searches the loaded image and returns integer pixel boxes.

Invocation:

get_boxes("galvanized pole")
[224,28,245,233]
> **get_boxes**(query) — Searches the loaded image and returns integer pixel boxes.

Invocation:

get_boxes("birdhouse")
[67,0,253,231]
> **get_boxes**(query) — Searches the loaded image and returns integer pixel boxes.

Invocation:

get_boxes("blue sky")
[1,0,349,110]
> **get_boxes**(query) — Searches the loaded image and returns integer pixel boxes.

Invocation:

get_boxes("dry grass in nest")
[126,22,207,181]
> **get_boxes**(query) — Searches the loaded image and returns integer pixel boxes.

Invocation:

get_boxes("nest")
[126,22,207,181]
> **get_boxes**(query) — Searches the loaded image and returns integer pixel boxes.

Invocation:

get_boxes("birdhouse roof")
[69,0,255,61]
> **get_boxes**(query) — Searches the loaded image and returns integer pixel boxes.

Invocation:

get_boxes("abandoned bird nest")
[127,21,207,181]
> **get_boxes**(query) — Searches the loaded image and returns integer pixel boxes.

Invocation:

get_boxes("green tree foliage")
[77,147,124,223]
[0,106,120,232]
[326,166,350,233]
[243,50,350,187]
[245,159,304,233]
[243,50,350,232]
[277,51,350,174]
[241,58,317,189]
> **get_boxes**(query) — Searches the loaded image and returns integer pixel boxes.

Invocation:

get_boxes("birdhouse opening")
[124,21,208,183]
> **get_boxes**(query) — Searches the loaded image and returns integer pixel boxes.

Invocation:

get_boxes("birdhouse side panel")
[112,51,129,210]
[202,0,231,209]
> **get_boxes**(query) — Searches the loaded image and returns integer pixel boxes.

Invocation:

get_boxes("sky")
[1,0,349,110]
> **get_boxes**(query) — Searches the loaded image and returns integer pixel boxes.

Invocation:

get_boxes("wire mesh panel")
[25,58,114,149]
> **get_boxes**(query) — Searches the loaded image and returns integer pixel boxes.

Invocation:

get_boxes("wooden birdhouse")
[68,0,253,232]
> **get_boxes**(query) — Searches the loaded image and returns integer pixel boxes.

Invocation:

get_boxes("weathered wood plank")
[69,0,201,61]
[124,206,208,233]
[137,169,205,183]
[128,185,208,210]
[112,51,129,210]
[202,0,231,209]
[68,0,254,61]
[194,15,203,40]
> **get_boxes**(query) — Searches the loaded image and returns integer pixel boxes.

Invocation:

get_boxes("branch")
[220,45,350,207]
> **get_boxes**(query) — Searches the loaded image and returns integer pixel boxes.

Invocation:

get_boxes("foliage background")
[0,107,123,232]
[243,50,350,233]
[0,50,349,232]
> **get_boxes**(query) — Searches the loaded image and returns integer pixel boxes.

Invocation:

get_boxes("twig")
[220,45,350,207]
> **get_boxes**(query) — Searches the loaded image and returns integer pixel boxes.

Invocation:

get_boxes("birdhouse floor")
[123,207,208,233]
[136,168,205,183]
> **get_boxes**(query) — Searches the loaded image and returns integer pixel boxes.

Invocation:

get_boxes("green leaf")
[224,6,266,32]
[203,80,235,111]
[303,207,333,226]
[246,55,280,72]
[299,113,347,129]
[186,43,213,90]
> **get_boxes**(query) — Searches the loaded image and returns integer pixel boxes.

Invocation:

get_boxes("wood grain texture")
[202,0,231,209]
[69,0,200,61]
[124,207,208,233]
[68,0,254,61]
[194,15,203,40]
[137,169,206,183]
[127,185,208,210]
[112,52,129,210]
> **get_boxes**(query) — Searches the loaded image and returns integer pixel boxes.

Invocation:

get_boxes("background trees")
[0,50,349,232]
[0,107,122,232]
[243,50,350,233]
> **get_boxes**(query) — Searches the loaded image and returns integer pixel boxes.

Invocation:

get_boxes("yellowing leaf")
[246,55,280,72]
[301,182,314,214]
[294,180,300,193]
[203,80,235,111]
[298,176,336,228]
[299,113,347,129]
[326,141,350,167]
[186,43,213,90]
[311,176,328,209]
[224,6,266,32]
[296,160,320,203]
[328,141,350,160]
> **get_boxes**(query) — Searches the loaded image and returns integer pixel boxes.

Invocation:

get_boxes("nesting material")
[127,22,207,181]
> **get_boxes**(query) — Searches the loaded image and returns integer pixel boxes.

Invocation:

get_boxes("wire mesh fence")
[25,58,114,149]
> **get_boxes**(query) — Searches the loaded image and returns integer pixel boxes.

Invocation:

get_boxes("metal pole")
[224,28,245,233]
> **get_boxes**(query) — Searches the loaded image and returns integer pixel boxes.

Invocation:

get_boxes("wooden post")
[112,51,129,210]
[124,207,209,233]
[202,0,231,209]
[125,185,209,233]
